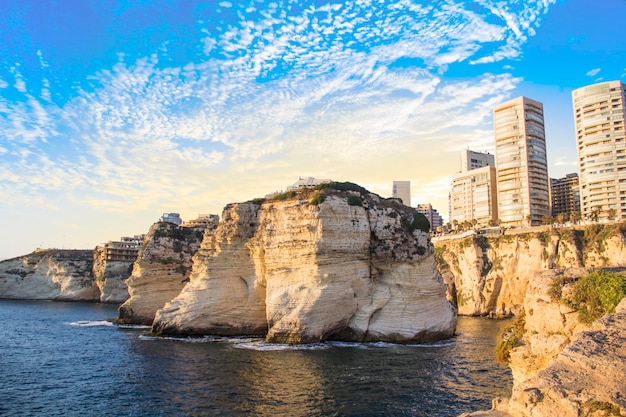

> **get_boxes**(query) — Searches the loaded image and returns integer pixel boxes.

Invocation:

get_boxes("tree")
[556,213,566,226]
[590,206,601,223]
[526,214,533,227]
[570,211,581,225]
[607,208,617,221]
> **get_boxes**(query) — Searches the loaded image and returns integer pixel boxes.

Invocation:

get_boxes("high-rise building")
[494,96,550,227]
[449,165,498,228]
[392,181,411,206]
[460,149,495,172]
[550,173,580,217]
[572,80,626,221]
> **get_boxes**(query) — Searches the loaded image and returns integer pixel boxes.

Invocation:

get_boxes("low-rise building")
[160,213,182,225]
[102,235,144,262]
[182,214,220,228]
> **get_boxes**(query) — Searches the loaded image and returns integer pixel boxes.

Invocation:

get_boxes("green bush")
[272,190,297,201]
[409,213,430,233]
[347,195,362,206]
[495,313,526,363]
[550,270,626,324]
[313,181,369,194]
[309,192,325,206]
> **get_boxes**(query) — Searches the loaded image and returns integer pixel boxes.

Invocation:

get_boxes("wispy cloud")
[587,68,601,77]
[0,0,554,222]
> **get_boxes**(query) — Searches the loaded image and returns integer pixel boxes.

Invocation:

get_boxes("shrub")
[309,192,325,206]
[409,213,430,233]
[313,181,369,194]
[347,195,362,206]
[272,190,297,201]
[495,313,526,363]
[550,270,626,324]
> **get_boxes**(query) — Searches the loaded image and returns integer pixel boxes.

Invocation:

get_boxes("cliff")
[0,249,100,301]
[462,269,626,417]
[435,224,626,316]
[92,247,133,303]
[117,222,206,325]
[151,184,457,343]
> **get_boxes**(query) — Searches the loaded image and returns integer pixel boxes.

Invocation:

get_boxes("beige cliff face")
[92,247,133,304]
[0,249,100,301]
[153,188,456,343]
[436,224,626,316]
[462,269,626,417]
[117,222,206,325]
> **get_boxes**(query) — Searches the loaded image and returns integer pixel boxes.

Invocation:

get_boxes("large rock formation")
[117,222,207,325]
[92,246,134,303]
[152,184,457,343]
[435,224,626,316]
[0,249,100,301]
[461,269,626,417]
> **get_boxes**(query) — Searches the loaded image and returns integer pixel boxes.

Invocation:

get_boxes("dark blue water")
[0,300,512,416]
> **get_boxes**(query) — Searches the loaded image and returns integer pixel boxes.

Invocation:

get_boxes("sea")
[0,300,512,417]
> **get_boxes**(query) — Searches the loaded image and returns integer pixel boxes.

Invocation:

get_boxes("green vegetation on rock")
[549,270,626,324]
[495,313,526,363]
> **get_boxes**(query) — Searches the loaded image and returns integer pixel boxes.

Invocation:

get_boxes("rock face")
[435,224,626,316]
[117,222,206,325]
[152,186,457,343]
[0,249,100,301]
[92,247,133,303]
[462,270,626,417]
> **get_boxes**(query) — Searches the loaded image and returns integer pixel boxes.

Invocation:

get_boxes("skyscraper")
[572,80,626,221]
[493,96,550,227]
[392,181,411,206]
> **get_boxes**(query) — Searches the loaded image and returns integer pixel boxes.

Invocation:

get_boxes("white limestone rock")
[0,249,100,301]
[153,185,457,343]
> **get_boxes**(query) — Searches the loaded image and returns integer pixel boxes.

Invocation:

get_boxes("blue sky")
[1,0,625,259]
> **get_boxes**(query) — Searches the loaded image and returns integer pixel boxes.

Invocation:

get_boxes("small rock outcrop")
[117,222,207,325]
[0,249,100,301]
[152,184,457,343]
[435,224,626,316]
[92,247,134,303]
[461,269,626,417]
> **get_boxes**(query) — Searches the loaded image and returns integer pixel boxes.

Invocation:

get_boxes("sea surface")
[0,300,512,416]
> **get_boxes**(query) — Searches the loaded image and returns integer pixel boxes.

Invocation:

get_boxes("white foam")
[68,320,114,327]
[117,324,152,330]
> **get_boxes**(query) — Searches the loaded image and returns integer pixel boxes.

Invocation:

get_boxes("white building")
[449,165,498,228]
[494,96,550,227]
[572,80,626,221]
[286,177,332,190]
[160,213,182,225]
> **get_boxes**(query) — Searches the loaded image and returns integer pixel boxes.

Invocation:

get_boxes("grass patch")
[309,192,325,206]
[347,195,362,206]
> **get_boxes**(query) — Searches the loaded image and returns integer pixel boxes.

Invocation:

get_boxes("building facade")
[160,213,182,225]
[460,149,495,172]
[550,173,581,217]
[494,96,550,227]
[572,80,626,222]
[449,165,498,227]
[102,235,145,262]
[416,203,443,232]
[392,181,411,206]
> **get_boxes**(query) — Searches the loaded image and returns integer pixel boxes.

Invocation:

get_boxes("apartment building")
[416,203,443,232]
[494,96,550,227]
[449,165,498,227]
[460,149,495,172]
[572,80,626,221]
[550,173,580,217]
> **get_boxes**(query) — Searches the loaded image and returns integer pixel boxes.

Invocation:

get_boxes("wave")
[68,320,115,327]
[118,324,152,330]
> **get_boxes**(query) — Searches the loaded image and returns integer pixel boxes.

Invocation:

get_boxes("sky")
[1,0,625,260]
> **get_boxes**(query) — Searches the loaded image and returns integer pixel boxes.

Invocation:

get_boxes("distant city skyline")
[1,0,625,259]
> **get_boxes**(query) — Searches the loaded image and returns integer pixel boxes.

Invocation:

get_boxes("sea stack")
[151,182,457,343]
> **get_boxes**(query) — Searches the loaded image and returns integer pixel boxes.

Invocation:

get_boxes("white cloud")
[587,68,601,77]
